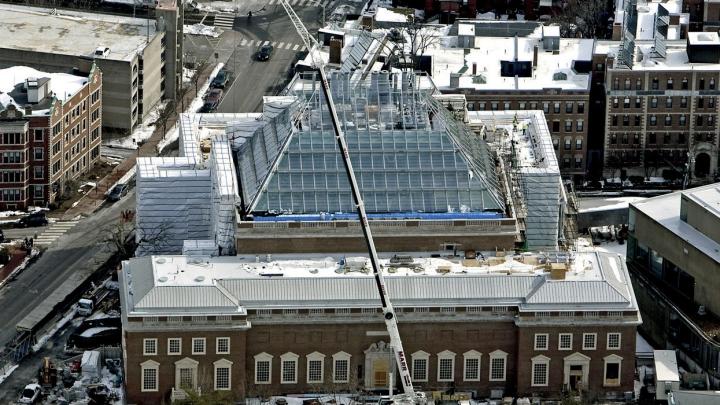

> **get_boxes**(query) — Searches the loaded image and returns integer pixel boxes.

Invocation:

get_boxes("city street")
[0,191,135,350]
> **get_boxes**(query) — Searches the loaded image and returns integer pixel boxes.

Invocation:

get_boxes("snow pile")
[578,196,646,213]
[104,100,170,149]
[0,66,88,110]
[375,7,409,22]
[477,11,496,20]
[183,23,221,38]
[0,364,19,386]
[32,307,77,352]
[182,67,196,84]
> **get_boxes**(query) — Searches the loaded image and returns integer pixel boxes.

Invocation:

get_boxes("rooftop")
[0,66,89,114]
[428,25,594,91]
[631,183,720,263]
[595,39,720,71]
[688,32,720,46]
[120,250,640,314]
[615,0,688,41]
[0,4,158,62]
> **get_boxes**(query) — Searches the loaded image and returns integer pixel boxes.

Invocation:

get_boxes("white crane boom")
[277,0,418,400]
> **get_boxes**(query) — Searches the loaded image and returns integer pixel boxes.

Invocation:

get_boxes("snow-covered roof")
[429,25,593,91]
[0,66,89,113]
[615,0,687,41]
[688,32,720,46]
[0,4,158,62]
[631,183,720,263]
[374,7,409,23]
[120,250,640,314]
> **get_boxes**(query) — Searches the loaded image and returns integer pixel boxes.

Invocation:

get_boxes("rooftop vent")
[553,72,568,81]
[194,275,205,282]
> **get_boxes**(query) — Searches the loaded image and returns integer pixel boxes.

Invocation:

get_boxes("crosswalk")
[214,13,235,30]
[34,220,78,246]
[266,0,335,7]
[239,38,306,52]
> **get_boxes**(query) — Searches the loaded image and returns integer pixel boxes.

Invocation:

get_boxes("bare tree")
[102,213,171,258]
[390,19,442,67]
[156,100,176,138]
[551,0,610,38]
[192,61,209,97]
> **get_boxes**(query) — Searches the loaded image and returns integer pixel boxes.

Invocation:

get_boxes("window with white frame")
[178,368,194,389]
[582,333,597,350]
[332,352,351,383]
[607,333,621,350]
[167,338,181,355]
[283,309,298,316]
[489,350,507,381]
[174,357,198,390]
[306,352,325,384]
[254,353,273,384]
[463,350,482,381]
[603,354,623,386]
[411,351,429,382]
[440,307,456,313]
[414,307,429,313]
[309,308,324,316]
[210,336,228,354]
[466,306,482,313]
[214,359,232,390]
[437,351,456,382]
[531,355,550,387]
[534,334,549,350]
[141,360,159,392]
[558,333,572,350]
[281,352,299,384]
[256,309,272,317]
[361,308,376,314]
[143,338,157,355]
[192,338,206,355]
[335,308,351,315]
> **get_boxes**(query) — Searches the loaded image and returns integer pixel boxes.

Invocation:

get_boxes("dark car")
[257,44,274,61]
[17,212,48,228]
[211,69,229,89]
[107,184,128,202]
[200,88,223,112]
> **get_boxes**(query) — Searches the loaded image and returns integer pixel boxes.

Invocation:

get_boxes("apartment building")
[427,22,593,179]
[0,4,182,132]
[119,251,640,404]
[628,182,720,386]
[596,32,720,181]
[0,65,102,210]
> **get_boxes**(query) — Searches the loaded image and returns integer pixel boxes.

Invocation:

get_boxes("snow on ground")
[374,7,409,22]
[578,196,647,213]
[184,23,221,37]
[576,237,628,258]
[182,67,196,84]
[0,66,88,110]
[157,63,224,154]
[103,100,169,149]
[0,364,19,386]
[32,307,77,352]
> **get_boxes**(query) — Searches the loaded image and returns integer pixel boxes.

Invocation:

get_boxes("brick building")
[0,65,102,209]
[427,22,593,180]
[595,32,720,181]
[120,251,641,404]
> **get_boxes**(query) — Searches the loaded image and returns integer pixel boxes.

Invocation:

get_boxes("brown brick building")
[596,33,720,181]
[0,65,102,209]
[120,252,640,404]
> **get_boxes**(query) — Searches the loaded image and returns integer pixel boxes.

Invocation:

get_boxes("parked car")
[211,69,229,89]
[18,383,41,404]
[257,44,274,61]
[107,184,128,202]
[200,88,224,112]
[16,212,48,228]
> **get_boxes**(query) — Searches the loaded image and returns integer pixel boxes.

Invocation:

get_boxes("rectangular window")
[559,333,573,350]
[566,102,573,113]
[532,362,549,386]
[334,359,349,383]
[464,358,480,381]
[576,120,584,132]
[666,97,673,108]
[283,309,299,316]
[179,368,193,389]
[576,138,583,150]
[308,360,323,383]
[605,362,621,386]
[216,337,230,354]
[215,367,230,390]
[309,308,324,316]
[33,166,44,180]
[607,333,621,350]
[438,358,454,382]
[281,359,297,383]
[490,357,506,381]
[143,338,157,355]
[534,334,549,350]
[412,358,428,381]
[168,338,181,355]
[192,338,206,355]
[335,308,351,315]
[554,102,560,113]
[142,368,158,392]
[577,102,585,113]
[582,333,597,350]
[256,361,271,383]
[565,120,572,132]
[34,147,44,161]
[34,129,44,141]
[440,307,456,313]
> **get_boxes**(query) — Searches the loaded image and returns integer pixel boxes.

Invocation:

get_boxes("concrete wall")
[683,194,720,245]
[156,4,183,99]
[631,205,720,315]
[139,33,164,122]
[577,208,629,230]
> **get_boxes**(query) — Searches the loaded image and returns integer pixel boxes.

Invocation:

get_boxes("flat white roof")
[0,4,158,62]
[429,25,593,91]
[654,350,680,382]
[596,40,720,71]
[688,32,720,46]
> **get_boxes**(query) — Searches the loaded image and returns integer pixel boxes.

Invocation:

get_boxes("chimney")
[24,106,33,116]
[472,63,477,75]
[533,45,539,69]
[450,73,461,88]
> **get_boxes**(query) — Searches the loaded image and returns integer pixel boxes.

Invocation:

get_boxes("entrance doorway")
[569,365,583,390]
[373,358,389,387]
[695,152,711,177]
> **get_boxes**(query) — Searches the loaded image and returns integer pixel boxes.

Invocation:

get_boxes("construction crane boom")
[277,0,418,400]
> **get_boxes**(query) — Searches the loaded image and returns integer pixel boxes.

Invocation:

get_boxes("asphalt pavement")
[0,190,135,350]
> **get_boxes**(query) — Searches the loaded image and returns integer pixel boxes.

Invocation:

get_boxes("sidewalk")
[60,64,217,220]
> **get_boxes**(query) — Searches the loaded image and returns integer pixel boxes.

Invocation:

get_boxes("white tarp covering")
[81,350,101,379]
